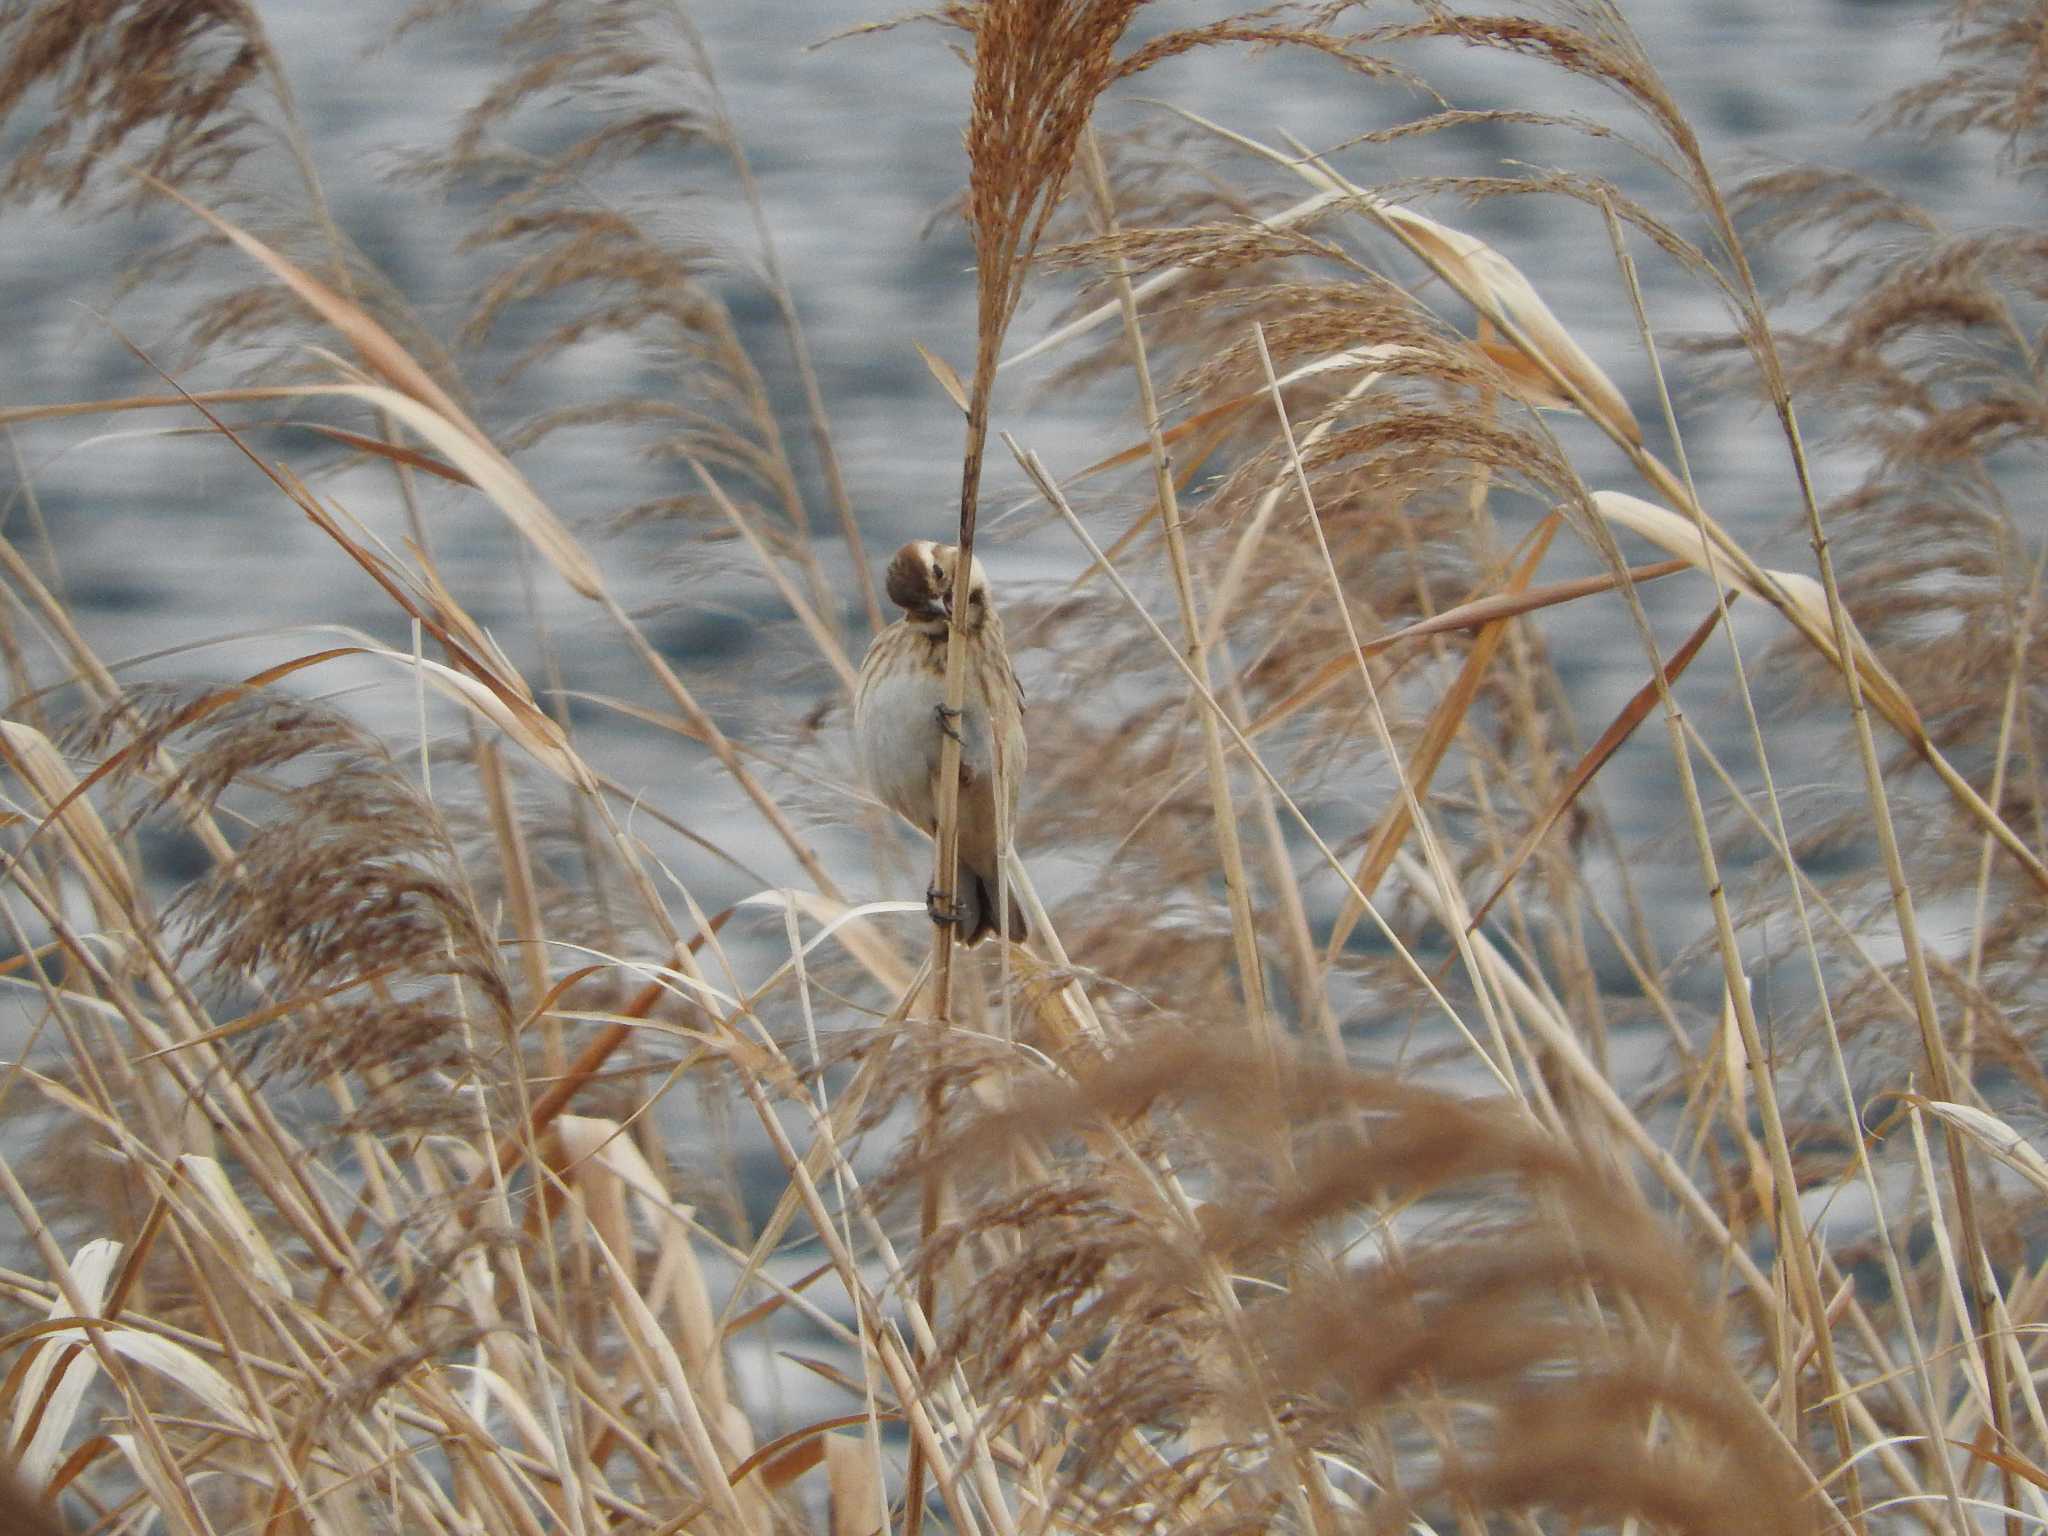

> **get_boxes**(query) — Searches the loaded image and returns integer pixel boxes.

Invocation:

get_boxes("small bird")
[854,540,1027,946]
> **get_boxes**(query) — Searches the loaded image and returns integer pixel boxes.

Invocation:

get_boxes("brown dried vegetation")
[0,0,2037,1534]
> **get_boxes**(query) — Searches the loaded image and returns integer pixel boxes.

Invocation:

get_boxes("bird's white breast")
[855,658,998,833]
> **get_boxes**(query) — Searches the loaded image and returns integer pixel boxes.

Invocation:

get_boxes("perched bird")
[854,540,1028,946]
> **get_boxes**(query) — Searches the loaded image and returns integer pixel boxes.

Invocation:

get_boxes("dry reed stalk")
[0,299,923,1536]
[1601,12,2026,1508]
[1010,435,1516,1096]
[1079,128,1278,1074]
[1171,107,2047,901]
[1248,322,1524,1098]
[910,1035,1827,1535]
[1607,191,1972,1522]
[912,8,1165,1527]
[1081,48,2023,1507]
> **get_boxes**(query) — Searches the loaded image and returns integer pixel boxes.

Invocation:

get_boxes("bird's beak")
[918,593,951,621]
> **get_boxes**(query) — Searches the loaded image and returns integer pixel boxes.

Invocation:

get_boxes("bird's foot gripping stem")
[925,884,967,929]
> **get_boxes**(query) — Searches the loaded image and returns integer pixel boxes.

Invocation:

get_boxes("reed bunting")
[854,540,1027,946]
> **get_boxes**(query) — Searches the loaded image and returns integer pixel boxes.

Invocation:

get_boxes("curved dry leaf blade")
[916,342,972,414]
[1278,128,1642,444]
[0,723,137,919]
[1327,516,1559,957]
[733,1413,899,1493]
[177,1157,292,1300]
[44,1432,116,1505]
[1246,557,1690,741]
[1592,492,1827,626]
[780,1353,868,1398]
[0,388,310,429]
[93,1331,257,1436]
[127,374,556,666]
[295,423,472,485]
[139,175,480,445]
[12,1342,94,1485]
[1918,1101,2048,1200]
[307,383,604,599]
[1468,596,1731,934]
[1583,497,2048,904]
[1165,109,1640,442]
[359,649,586,788]
[1385,200,1642,442]
[1475,335,1582,413]
[408,558,527,690]
[736,889,918,995]
[11,1241,120,1484]
[1946,1438,2048,1495]
[124,345,604,603]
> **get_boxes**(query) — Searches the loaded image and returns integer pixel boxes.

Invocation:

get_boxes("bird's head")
[884,540,991,632]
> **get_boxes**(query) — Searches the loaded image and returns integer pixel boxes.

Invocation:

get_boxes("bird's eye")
[930,565,944,585]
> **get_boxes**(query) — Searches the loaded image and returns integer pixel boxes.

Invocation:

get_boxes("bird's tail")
[964,871,1028,947]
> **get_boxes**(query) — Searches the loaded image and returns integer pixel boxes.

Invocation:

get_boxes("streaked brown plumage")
[853,541,1027,946]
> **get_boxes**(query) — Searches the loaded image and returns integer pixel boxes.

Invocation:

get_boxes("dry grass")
[0,1,2039,1533]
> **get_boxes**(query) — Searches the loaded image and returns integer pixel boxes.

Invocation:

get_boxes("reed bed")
[0,1,2039,1532]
